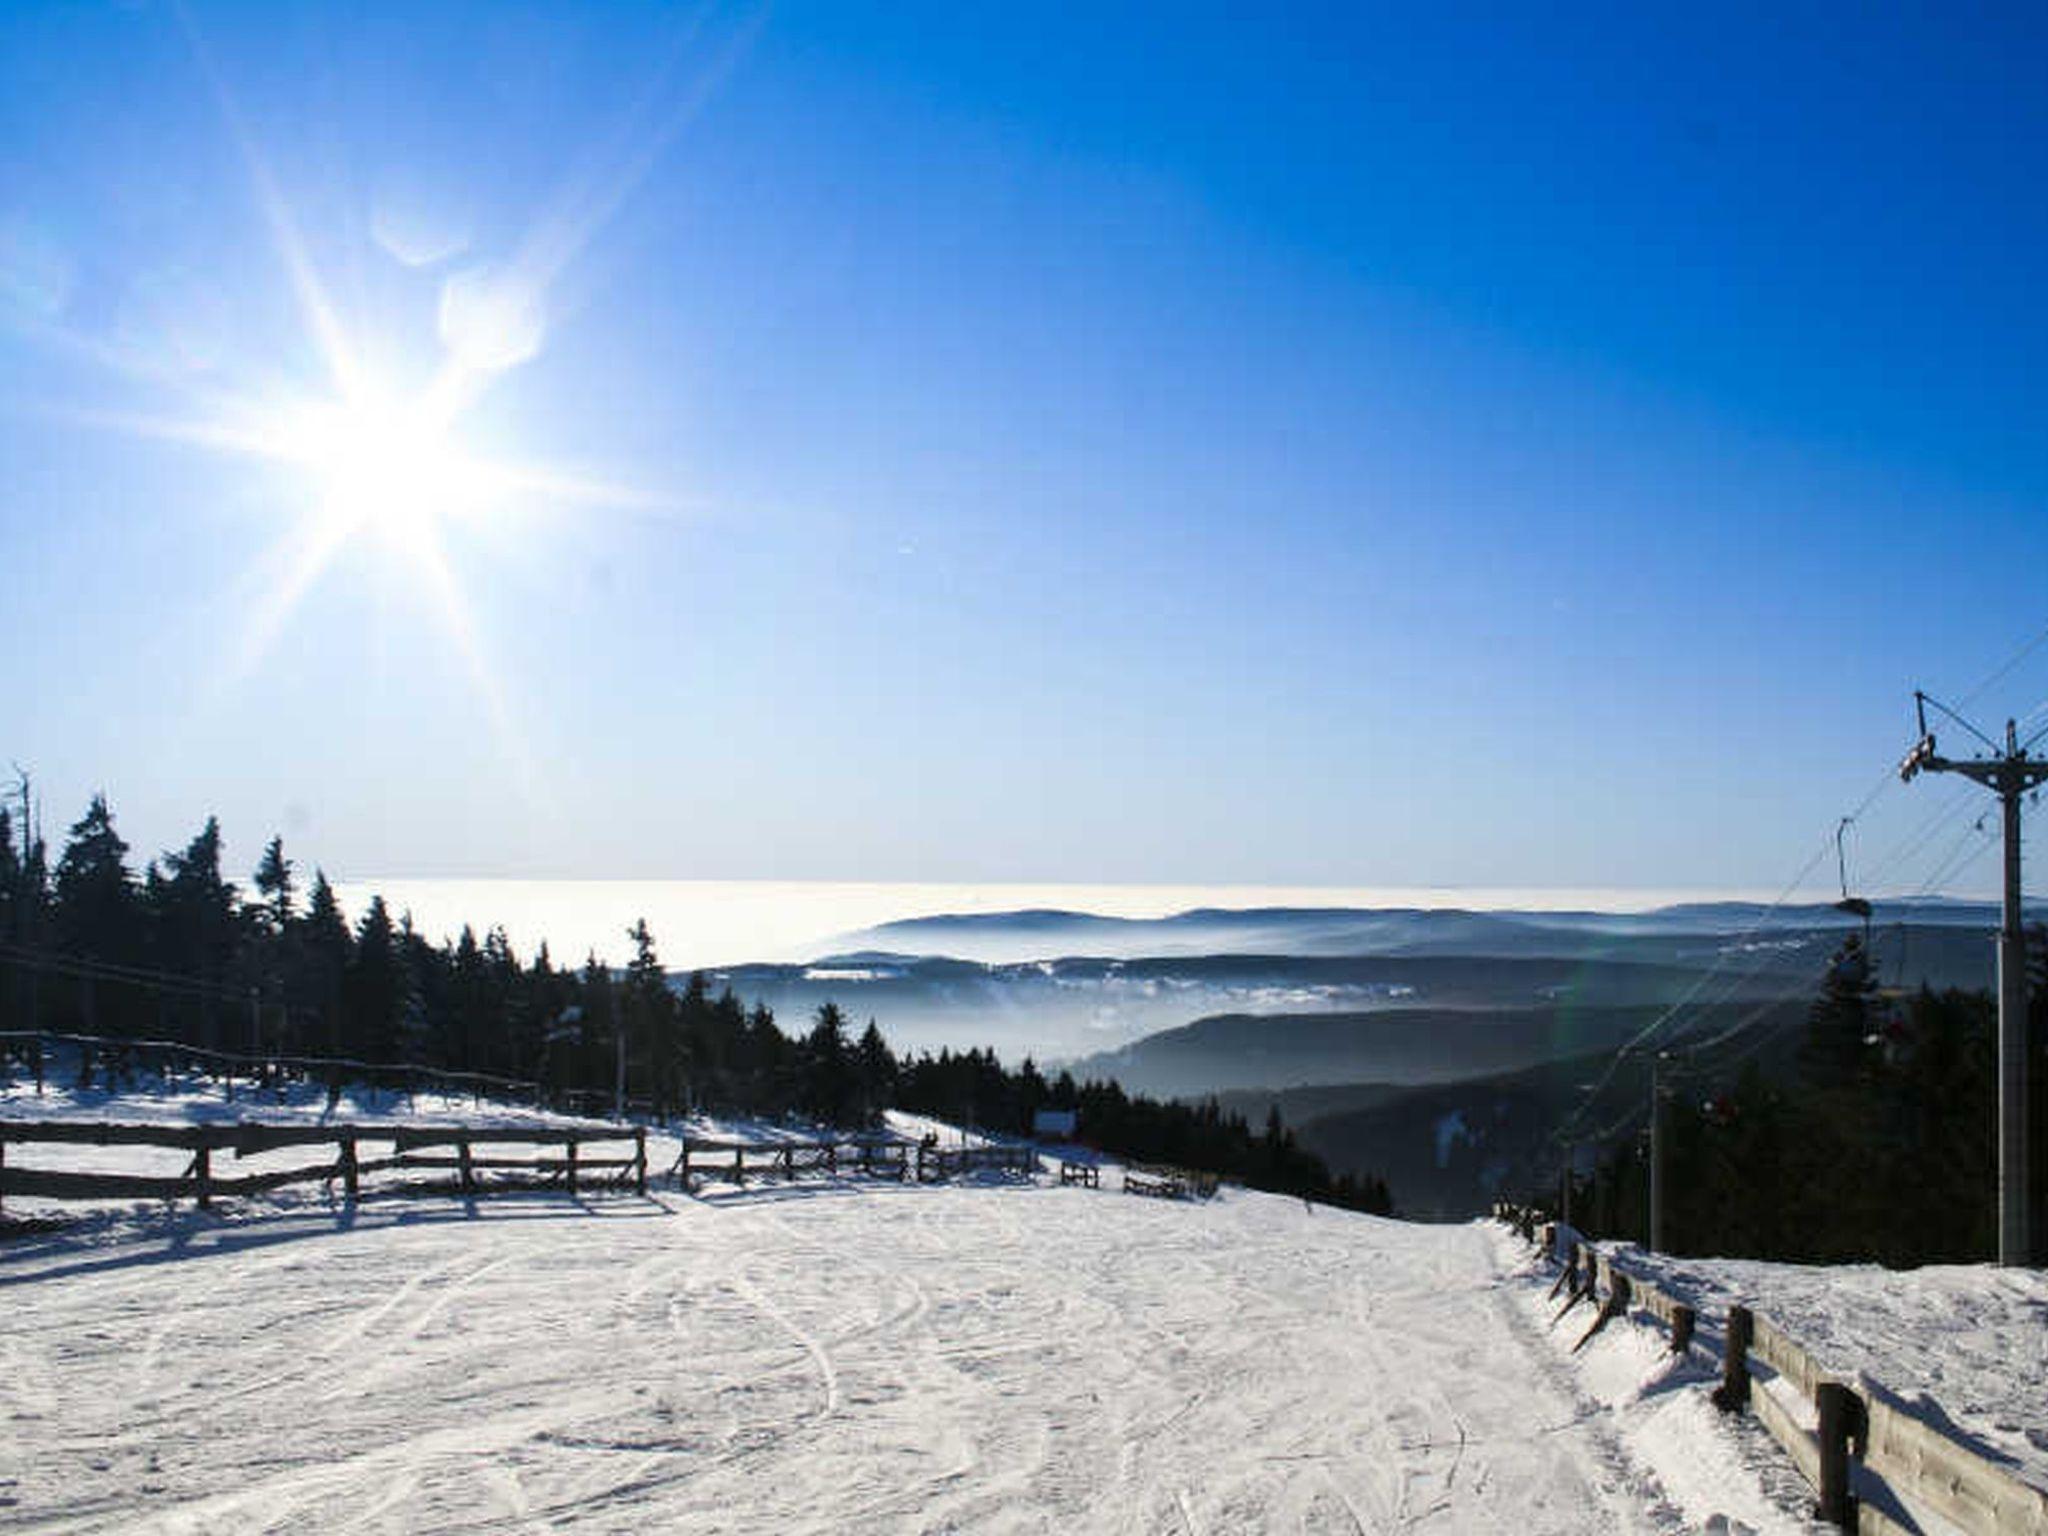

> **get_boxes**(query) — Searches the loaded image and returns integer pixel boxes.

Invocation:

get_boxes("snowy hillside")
[4,1160,1830,1533]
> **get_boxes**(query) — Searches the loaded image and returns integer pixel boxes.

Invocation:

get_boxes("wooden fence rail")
[1124,1163,1220,1200]
[1496,1208,2048,1535]
[674,1136,911,1187]
[673,1136,1037,1190]
[0,1118,647,1213]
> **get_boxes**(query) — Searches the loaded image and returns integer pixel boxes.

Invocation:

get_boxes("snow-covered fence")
[674,1136,911,1187]
[1123,1163,1220,1200]
[673,1135,1036,1190]
[0,1119,647,1213]
[1059,1161,1101,1189]
[919,1143,1038,1182]
[1510,1217,2048,1535]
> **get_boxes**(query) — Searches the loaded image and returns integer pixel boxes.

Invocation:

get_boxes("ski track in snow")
[1,1184,1801,1534]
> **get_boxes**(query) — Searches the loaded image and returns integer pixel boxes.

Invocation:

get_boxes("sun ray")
[222,508,362,690]
[419,5,767,426]
[172,0,363,400]
[12,0,714,820]
[403,528,546,807]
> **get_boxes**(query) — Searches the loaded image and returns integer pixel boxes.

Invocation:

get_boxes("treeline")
[1564,931,2048,1267]
[0,790,841,1114]
[0,788,1394,1213]
[892,1046,1394,1214]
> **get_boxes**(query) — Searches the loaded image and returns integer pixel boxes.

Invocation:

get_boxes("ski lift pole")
[1901,700,2048,1266]
[1648,1054,1666,1254]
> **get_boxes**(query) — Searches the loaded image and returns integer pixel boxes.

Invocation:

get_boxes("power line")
[1957,613,2048,712]
[1550,830,1837,1146]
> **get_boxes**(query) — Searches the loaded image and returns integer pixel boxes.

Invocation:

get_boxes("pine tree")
[156,817,242,1047]
[855,1019,897,1124]
[52,793,142,964]
[803,1001,851,1123]
[347,895,403,1064]
[51,793,145,1038]
[623,919,680,1115]
[302,870,353,1055]
[1800,932,1877,1085]
[253,836,295,934]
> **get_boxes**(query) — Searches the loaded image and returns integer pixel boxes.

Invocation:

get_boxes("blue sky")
[2,2,2046,894]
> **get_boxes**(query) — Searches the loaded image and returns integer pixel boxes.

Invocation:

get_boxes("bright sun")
[272,390,493,553]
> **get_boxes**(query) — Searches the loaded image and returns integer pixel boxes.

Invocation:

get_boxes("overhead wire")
[1956,613,2048,712]
[1554,619,2048,1161]
[1549,829,1837,1145]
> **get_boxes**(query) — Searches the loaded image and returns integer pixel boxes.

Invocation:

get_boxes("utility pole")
[1902,693,2048,1267]
[1648,1052,1670,1254]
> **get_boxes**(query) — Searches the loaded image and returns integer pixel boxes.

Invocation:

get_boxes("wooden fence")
[1123,1163,1221,1200]
[0,1119,647,1213]
[1494,1203,2048,1535]
[674,1136,1037,1190]
[674,1137,910,1187]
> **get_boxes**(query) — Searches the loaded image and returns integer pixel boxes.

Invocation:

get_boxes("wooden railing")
[673,1135,1038,1189]
[674,1136,911,1187]
[1124,1163,1220,1200]
[1499,1209,2048,1535]
[0,1119,647,1213]
[918,1143,1038,1181]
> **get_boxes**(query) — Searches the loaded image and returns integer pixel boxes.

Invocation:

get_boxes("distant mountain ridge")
[691,907,2004,1065]
[836,898,2032,966]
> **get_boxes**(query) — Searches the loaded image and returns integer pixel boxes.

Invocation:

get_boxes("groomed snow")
[0,1174,1821,1533]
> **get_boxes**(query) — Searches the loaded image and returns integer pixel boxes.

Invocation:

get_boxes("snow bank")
[1489,1228,1814,1536]
[1611,1245,2048,1494]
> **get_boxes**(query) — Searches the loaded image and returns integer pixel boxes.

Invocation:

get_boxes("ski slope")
[0,1173,1814,1535]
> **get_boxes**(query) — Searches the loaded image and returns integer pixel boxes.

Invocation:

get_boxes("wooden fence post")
[732,1143,744,1186]
[634,1127,647,1196]
[1714,1305,1753,1411]
[341,1135,359,1203]
[1573,1271,1630,1353]
[1669,1303,1695,1356]
[1816,1380,1864,1528]
[458,1139,474,1196]
[194,1144,213,1209]
[566,1137,579,1195]
[0,1135,7,1217]
[1549,1241,1577,1301]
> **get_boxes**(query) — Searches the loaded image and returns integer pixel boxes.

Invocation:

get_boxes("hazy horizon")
[326,876,1998,973]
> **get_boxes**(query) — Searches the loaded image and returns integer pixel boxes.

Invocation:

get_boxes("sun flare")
[271,390,492,553]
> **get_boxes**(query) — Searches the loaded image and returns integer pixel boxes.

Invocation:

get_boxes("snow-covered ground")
[2,1160,1829,1534]
[1612,1245,2048,1493]
[10,1069,2043,1531]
